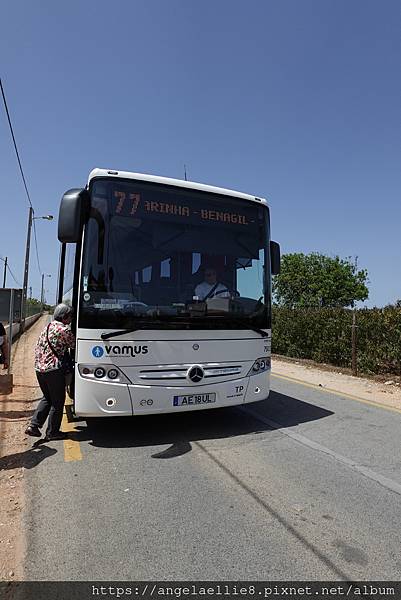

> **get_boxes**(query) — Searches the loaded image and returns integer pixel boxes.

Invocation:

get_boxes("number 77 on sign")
[130,193,140,215]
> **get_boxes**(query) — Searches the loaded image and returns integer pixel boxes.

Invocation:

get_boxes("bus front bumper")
[74,372,270,417]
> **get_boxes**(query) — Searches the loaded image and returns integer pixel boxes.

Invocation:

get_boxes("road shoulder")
[272,355,401,411]
[0,316,46,581]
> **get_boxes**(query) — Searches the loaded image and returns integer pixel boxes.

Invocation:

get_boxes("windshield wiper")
[230,318,269,338]
[101,318,269,340]
[102,328,141,340]
[216,317,268,338]
[188,315,269,338]
[101,321,178,340]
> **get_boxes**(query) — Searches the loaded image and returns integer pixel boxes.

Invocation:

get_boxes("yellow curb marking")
[271,372,401,415]
[62,397,82,462]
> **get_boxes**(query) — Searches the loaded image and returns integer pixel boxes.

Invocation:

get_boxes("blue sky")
[1,0,400,307]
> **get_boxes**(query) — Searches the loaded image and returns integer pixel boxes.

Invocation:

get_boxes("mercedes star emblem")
[187,365,204,383]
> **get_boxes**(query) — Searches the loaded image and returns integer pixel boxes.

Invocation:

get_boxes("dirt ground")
[272,354,401,411]
[0,318,400,581]
[0,315,46,581]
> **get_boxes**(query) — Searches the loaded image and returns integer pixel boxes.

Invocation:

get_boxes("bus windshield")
[79,178,270,330]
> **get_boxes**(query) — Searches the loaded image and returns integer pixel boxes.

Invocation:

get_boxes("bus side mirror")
[270,241,281,275]
[58,189,89,243]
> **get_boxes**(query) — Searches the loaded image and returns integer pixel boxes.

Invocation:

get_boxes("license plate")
[173,393,216,406]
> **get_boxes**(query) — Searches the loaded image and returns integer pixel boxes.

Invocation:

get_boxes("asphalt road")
[24,374,401,581]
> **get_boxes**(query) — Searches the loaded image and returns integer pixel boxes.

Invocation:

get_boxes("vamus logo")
[91,345,149,358]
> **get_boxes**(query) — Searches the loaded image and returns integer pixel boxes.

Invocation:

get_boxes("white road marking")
[241,406,401,497]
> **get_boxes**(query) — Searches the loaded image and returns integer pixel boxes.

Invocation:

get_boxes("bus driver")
[194,267,230,301]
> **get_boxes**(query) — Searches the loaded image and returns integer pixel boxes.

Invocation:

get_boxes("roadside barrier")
[4,311,42,341]
[0,312,42,394]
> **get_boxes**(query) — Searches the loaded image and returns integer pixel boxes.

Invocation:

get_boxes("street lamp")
[34,215,53,221]
[21,208,54,329]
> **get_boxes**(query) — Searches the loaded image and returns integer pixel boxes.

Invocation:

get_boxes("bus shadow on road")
[71,390,333,458]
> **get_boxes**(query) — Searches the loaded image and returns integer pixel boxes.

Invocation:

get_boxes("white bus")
[57,168,280,417]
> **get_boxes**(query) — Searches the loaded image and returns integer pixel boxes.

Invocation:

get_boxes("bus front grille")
[138,364,243,381]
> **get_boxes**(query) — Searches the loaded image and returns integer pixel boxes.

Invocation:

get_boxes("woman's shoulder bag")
[46,323,74,376]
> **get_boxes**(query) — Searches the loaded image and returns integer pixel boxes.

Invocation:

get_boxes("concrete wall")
[4,312,42,341]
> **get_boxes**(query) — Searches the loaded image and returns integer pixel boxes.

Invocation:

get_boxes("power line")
[7,264,22,287]
[0,77,42,278]
[0,78,33,209]
[0,256,22,287]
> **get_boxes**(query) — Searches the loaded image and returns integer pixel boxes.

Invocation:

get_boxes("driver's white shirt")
[194,281,230,300]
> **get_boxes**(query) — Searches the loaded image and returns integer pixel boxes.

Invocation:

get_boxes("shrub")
[272,305,401,376]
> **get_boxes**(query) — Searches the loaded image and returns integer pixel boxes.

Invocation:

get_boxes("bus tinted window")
[79,179,270,329]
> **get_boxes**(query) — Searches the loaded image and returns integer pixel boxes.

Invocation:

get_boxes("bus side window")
[62,243,76,303]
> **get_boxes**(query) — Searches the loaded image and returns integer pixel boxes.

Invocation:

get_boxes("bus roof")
[88,168,268,206]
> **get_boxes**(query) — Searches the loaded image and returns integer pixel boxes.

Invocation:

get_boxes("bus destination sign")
[112,191,256,227]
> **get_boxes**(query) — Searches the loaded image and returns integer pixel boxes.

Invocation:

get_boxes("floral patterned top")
[34,320,75,373]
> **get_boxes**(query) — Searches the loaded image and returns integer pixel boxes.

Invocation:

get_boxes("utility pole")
[21,211,53,328]
[21,207,33,330]
[41,274,51,311]
[40,273,44,306]
[29,286,32,299]
[2,256,7,287]
[351,255,358,376]
[351,310,358,376]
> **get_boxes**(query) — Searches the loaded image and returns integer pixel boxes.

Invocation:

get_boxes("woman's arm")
[63,327,76,350]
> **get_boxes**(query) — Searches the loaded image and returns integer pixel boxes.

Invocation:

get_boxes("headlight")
[94,367,106,379]
[78,364,131,384]
[247,357,271,377]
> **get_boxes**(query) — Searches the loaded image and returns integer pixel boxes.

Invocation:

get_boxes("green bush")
[26,298,42,318]
[272,305,401,376]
